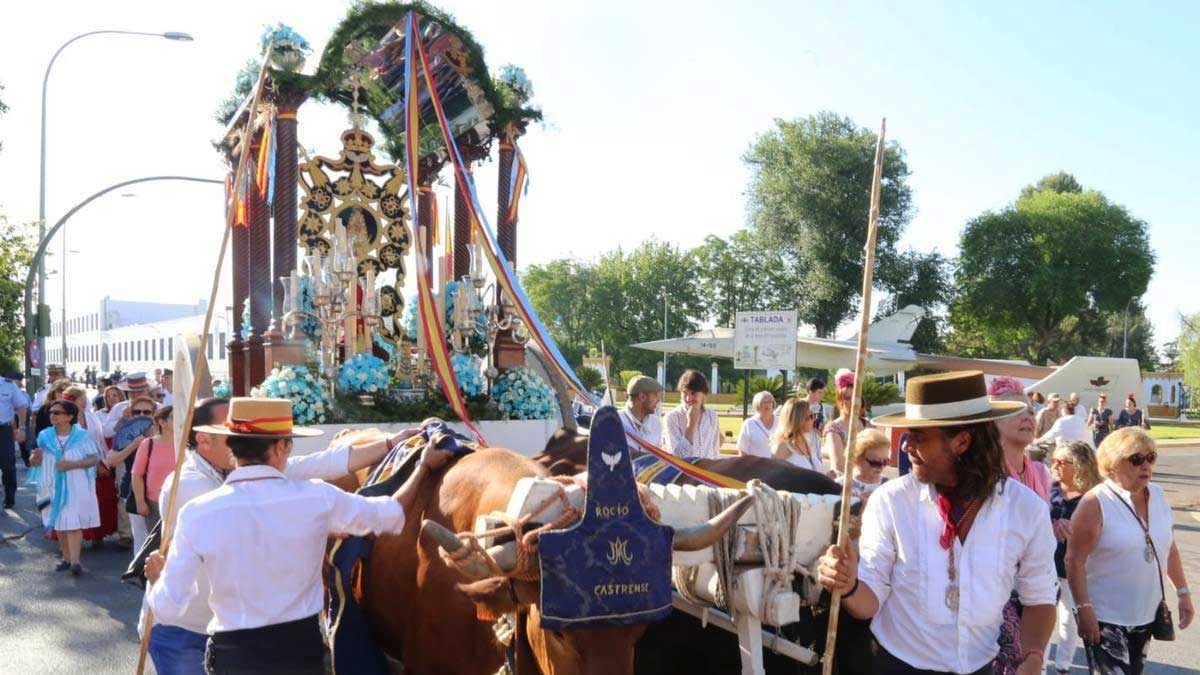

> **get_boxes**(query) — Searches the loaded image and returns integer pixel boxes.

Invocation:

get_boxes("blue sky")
[0,0,1195,348]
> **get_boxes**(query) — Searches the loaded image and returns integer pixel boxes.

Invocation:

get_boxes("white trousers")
[1048,577,1079,671]
[130,513,148,555]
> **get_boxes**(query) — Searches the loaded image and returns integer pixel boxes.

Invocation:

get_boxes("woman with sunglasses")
[106,396,158,552]
[131,406,175,534]
[1044,441,1103,674]
[30,399,101,575]
[1067,428,1193,674]
[771,397,825,474]
[839,428,890,500]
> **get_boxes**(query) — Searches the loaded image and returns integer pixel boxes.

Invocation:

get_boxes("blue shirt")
[0,378,30,424]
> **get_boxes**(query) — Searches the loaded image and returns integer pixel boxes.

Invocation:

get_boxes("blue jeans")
[149,624,208,675]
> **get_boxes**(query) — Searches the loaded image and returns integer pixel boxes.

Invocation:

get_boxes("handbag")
[125,438,153,515]
[1106,485,1174,641]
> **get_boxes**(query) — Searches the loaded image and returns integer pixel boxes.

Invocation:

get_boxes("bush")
[734,375,788,404]
[577,365,604,391]
[618,370,645,388]
[821,376,902,413]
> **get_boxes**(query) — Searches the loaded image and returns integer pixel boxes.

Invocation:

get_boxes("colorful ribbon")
[408,15,740,488]
[505,143,529,223]
[227,415,294,435]
[405,12,485,446]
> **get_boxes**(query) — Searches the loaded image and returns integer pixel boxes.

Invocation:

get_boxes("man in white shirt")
[818,371,1058,675]
[31,364,66,411]
[141,396,418,675]
[619,375,663,453]
[804,377,829,433]
[104,372,156,438]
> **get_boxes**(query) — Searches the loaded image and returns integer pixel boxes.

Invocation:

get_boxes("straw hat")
[871,371,1026,428]
[193,397,323,438]
[118,372,150,393]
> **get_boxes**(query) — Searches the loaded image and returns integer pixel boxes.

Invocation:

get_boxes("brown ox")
[351,446,751,675]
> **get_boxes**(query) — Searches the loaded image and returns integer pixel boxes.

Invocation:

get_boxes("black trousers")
[0,423,15,505]
[205,615,324,675]
[874,641,993,675]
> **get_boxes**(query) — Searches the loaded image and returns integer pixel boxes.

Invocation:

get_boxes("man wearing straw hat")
[145,397,452,674]
[817,371,1058,675]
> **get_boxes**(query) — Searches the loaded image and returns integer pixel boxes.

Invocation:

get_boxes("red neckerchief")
[934,489,980,550]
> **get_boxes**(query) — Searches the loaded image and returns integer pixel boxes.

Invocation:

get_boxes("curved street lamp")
[24,175,223,396]
[37,30,194,377]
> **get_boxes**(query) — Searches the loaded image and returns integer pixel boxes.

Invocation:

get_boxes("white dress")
[781,434,825,473]
[39,432,101,531]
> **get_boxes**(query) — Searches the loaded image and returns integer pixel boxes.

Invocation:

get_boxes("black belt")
[206,614,324,675]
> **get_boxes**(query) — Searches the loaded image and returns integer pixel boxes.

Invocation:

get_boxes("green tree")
[576,365,603,391]
[1019,170,1083,199]
[693,230,797,327]
[744,111,914,337]
[1101,301,1158,371]
[522,259,598,367]
[1178,314,1200,392]
[949,179,1155,365]
[876,250,950,353]
[0,218,34,372]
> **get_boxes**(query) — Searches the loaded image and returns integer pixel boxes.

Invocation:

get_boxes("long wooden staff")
[135,48,274,674]
[821,118,886,675]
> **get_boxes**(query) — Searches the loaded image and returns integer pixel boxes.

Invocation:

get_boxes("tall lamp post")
[36,29,193,388]
[659,287,669,385]
[23,175,223,397]
[1122,296,1136,359]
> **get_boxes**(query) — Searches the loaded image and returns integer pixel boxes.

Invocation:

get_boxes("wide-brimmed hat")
[194,397,323,438]
[871,371,1026,429]
[119,372,150,393]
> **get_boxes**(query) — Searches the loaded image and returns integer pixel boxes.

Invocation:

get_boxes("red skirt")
[83,468,119,542]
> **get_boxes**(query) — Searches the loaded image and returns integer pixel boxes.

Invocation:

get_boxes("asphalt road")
[2,451,1199,675]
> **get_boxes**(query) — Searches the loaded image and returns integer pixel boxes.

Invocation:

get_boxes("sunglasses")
[1127,452,1157,467]
[49,410,71,417]
[131,409,155,416]
[861,457,888,469]
[1052,457,1075,466]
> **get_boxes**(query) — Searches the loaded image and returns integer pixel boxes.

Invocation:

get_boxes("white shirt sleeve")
[857,485,897,606]
[146,512,204,626]
[735,420,753,454]
[321,483,406,536]
[1014,500,1058,607]
[284,442,352,481]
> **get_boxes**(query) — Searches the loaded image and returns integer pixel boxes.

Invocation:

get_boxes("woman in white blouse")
[735,391,776,458]
[1066,428,1193,675]
[663,370,722,459]
[771,397,824,472]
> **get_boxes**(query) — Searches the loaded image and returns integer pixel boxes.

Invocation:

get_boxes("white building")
[1142,371,1185,415]
[46,297,232,381]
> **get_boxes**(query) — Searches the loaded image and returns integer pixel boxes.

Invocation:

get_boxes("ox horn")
[671,494,755,552]
[421,520,531,580]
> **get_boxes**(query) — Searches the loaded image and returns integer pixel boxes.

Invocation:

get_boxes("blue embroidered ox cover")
[538,406,674,628]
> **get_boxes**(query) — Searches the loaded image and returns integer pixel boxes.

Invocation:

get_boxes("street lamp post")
[1123,296,1136,359]
[37,29,193,388]
[659,288,669,384]
[23,175,223,398]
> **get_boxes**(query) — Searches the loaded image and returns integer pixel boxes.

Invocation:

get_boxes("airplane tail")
[859,305,924,345]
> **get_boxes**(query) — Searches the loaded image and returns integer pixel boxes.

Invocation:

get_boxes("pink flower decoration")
[988,376,1025,398]
[835,368,855,391]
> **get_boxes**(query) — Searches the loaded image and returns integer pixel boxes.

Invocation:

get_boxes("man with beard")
[817,371,1057,675]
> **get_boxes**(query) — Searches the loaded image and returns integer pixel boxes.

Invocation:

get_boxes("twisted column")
[229,169,249,396]
[496,142,516,265]
[246,132,270,388]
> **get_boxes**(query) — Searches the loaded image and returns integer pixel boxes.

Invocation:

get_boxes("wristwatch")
[1072,602,1093,615]
[1179,587,1191,597]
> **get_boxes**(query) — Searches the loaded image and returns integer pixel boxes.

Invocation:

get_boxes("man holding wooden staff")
[141,396,425,674]
[144,398,452,674]
[818,371,1058,675]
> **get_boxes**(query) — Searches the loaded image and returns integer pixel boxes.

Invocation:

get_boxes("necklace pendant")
[1145,545,1155,563]
[945,585,960,612]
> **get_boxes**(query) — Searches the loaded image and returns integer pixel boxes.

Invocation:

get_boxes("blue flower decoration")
[490,366,556,420]
[402,294,419,341]
[337,353,389,394]
[251,364,330,424]
[213,381,231,399]
[449,354,486,398]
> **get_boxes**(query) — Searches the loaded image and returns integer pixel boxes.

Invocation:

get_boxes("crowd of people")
[0,361,1194,674]
[618,366,1191,673]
